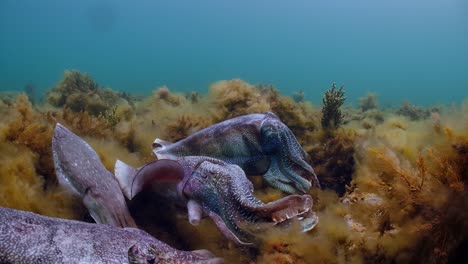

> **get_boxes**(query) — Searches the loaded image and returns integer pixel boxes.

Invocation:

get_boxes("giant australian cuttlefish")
[115,156,317,245]
[153,112,320,194]
[0,207,222,264]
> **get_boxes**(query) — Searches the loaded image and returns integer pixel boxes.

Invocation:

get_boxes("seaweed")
[396,102,430,121]
[210,80,271,122]
[58,108,113,139]
[163,114,211,142]
[0,95,82,220]
[0,91,20,107]
[99,105,119,129]
[292,90,305,103]
[153,86,184,106]
[47,70,125,117]
[3,95,56,184]
[321,83,346,129]
[307,129,357,196]
[23,81,36,105]
[358,93,378,112]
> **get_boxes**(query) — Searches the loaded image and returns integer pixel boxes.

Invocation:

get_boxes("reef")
[0,72,466,263]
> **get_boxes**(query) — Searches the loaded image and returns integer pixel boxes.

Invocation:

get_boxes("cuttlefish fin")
[115,159,185,200]
[115,160,138,200]
[152,138,172,150]
[152,138,178,159]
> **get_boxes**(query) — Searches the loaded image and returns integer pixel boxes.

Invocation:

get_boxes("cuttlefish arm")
[52,123,136,228]
[115,156,319,245]
[152,112,320,194]
[0,207,223,264]
[183,158,318,245]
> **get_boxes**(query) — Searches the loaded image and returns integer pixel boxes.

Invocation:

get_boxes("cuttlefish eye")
[262,120,283,136]
[147,257,157,264]
[195,161,221,180]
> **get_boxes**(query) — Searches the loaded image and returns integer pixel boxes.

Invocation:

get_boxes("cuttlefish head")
[182,157,315,245]
[260,113,321,194]
[126,228,224,264]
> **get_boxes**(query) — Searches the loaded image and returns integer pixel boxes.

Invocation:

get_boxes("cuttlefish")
[52,123,136,228]
[153,112,320,194]
[115,156,318,245]
[0,207,223,264]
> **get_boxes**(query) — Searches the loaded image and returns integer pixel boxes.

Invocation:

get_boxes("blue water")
[1,0,467,105]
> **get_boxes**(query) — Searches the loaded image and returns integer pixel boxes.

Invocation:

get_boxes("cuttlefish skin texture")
[52,123,136,228]
[153,112,320,194]
[0,207,223,264]
[115,156,316,245]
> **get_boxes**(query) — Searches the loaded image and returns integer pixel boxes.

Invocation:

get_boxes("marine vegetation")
[292,90,305,103]
[358,92,378,112]
[46,70,131,118]
[321,82,346,129]
[0,71,466,263]
[23,81,36,105]
[395,101,431,121]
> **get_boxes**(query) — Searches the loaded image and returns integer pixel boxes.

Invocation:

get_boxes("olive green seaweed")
[321,82,346,129]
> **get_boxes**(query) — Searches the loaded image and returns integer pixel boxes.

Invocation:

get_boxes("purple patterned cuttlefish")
[115,156,319,245]
[153,112,320,194]
[52,123,137,228]
[0,207,223,264]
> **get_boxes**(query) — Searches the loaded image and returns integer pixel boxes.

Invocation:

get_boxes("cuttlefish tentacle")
[261,117,318,193]
[187,199,203,226]
[181,158,317,245]
[263,158,298,194]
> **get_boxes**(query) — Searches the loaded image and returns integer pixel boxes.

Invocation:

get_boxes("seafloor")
[0,70,467,264]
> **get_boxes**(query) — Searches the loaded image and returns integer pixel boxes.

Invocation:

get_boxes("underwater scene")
[1,1,467,264]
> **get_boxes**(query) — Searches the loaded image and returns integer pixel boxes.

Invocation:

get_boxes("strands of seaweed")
[210,80,271,122]
[306,129,357,196]
[163,114,212,142]
[0,95,81,220]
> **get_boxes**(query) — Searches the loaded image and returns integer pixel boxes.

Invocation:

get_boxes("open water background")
[1,0,467,105]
